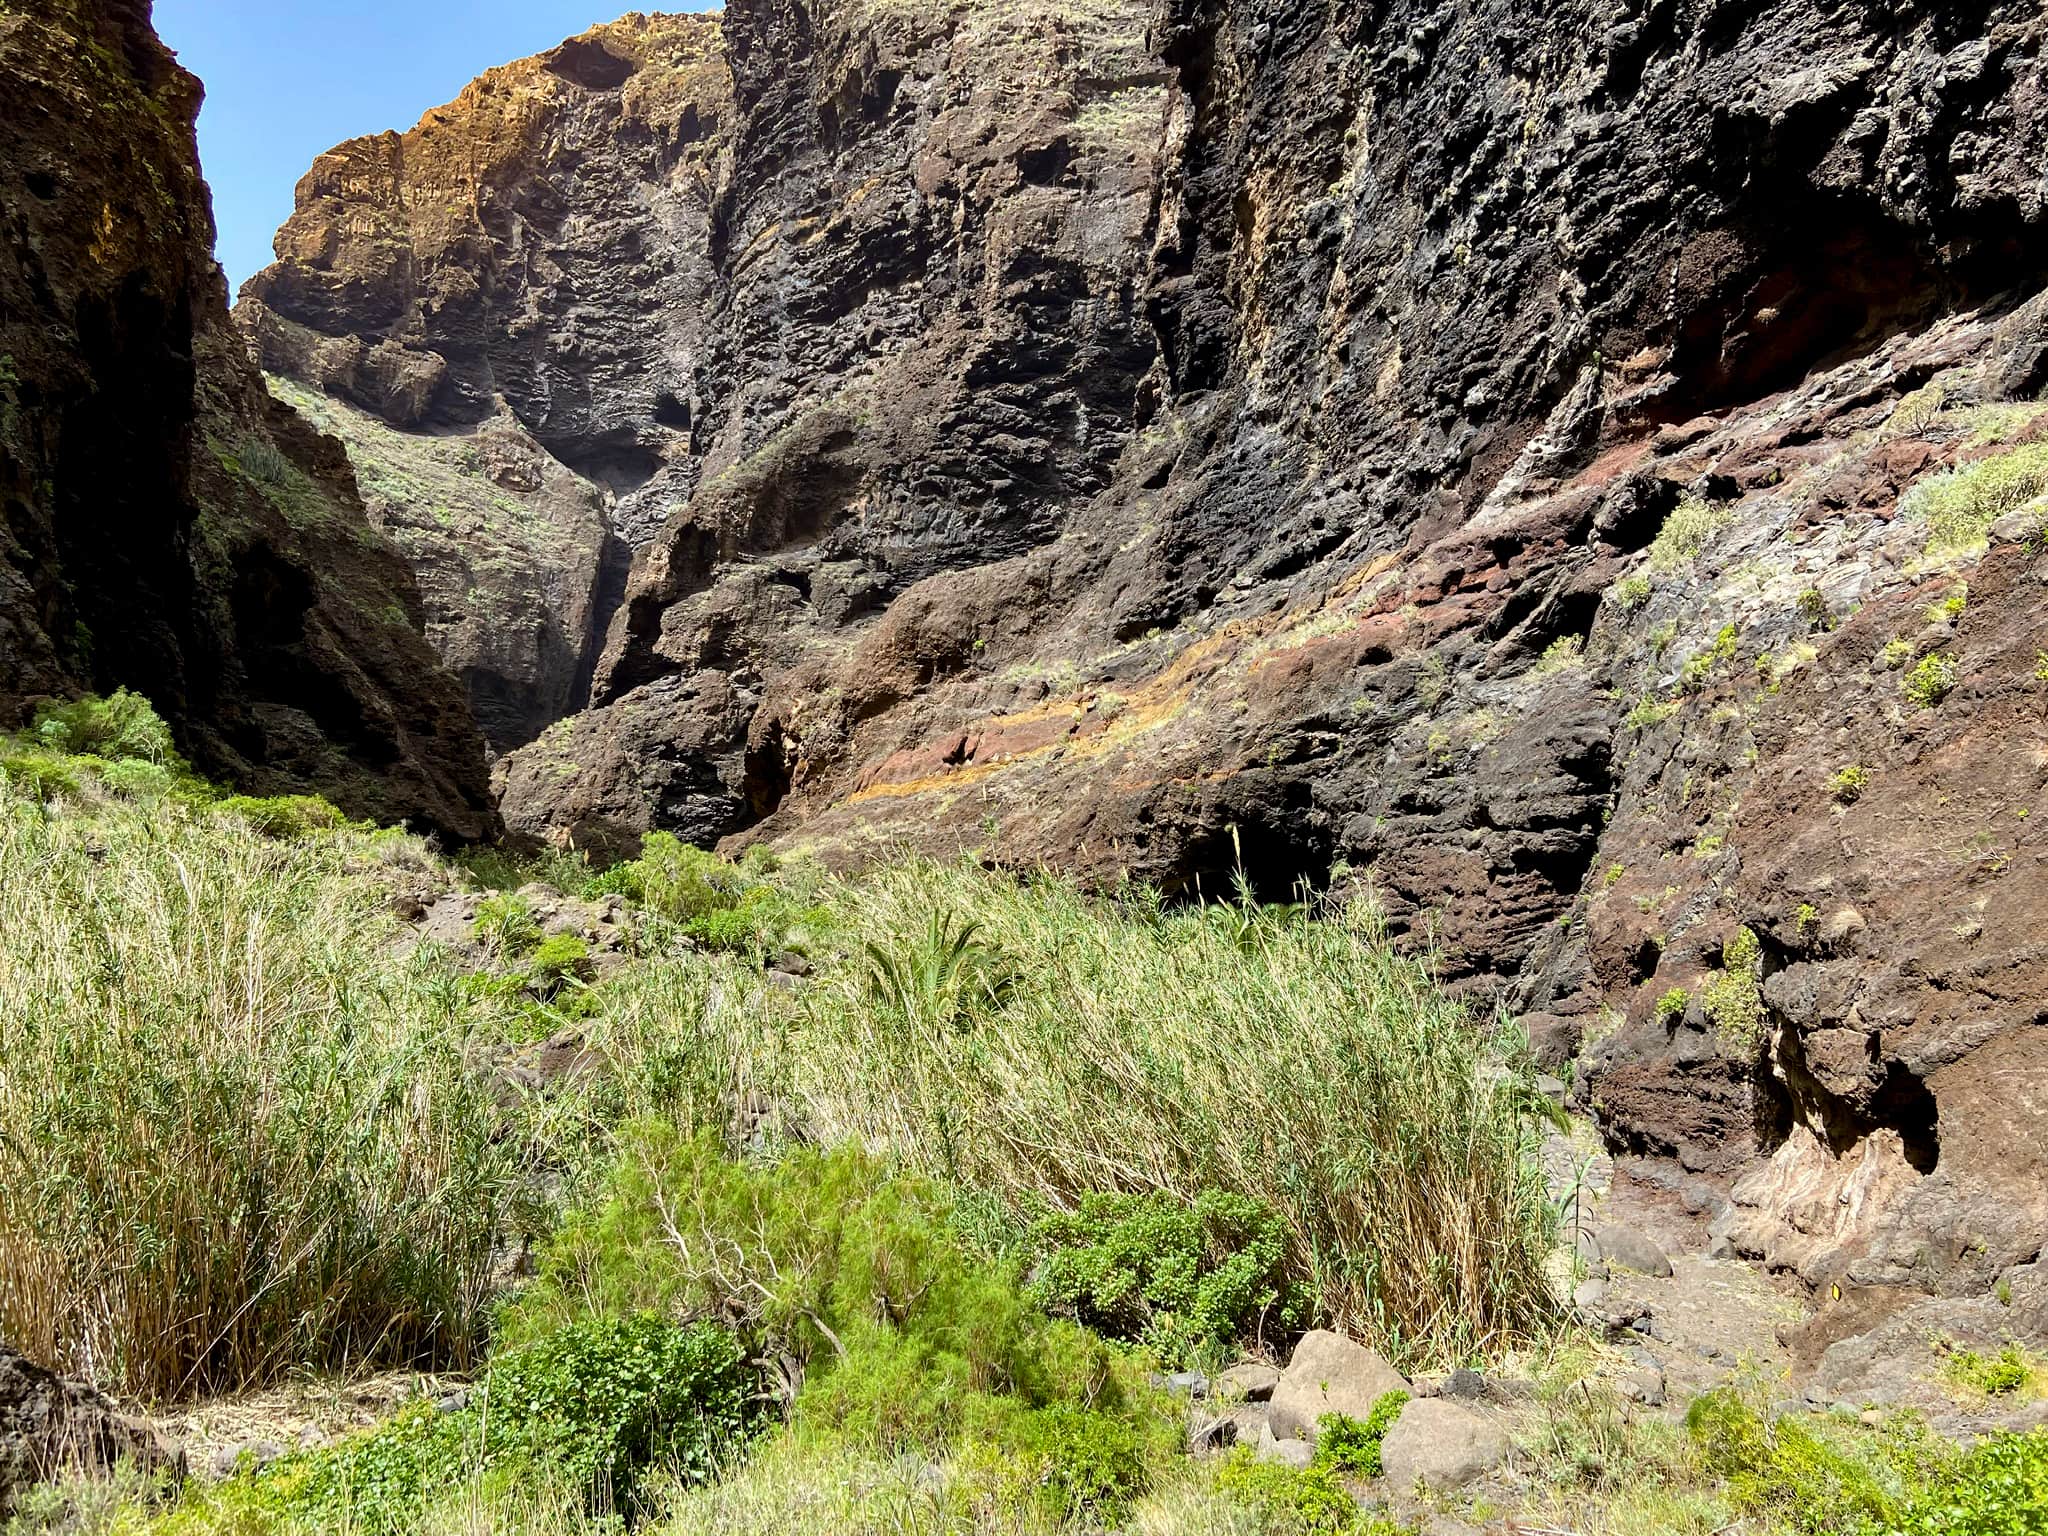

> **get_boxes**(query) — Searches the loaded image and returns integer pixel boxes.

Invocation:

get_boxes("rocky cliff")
[245,0,2048,1304]
[0,0,496,838]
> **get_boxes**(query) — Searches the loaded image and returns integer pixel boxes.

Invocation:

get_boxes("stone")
[1254,1421,1315,1469]
[1214,1362,1283,1402]
[1440,1368,1488,1402]
[1593,1225,1674,1278]
[1164,1371,1210,1400]
[1191,1404,1267,1455]
[1267,1330,1412,1443]
[1,1342,182,1516]
[1379,1399,1510,1492]
[1573,1278,1612,1312]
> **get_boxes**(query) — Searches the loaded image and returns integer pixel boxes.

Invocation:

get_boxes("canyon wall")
[244,0,2048,1299]
[0,0,496,838]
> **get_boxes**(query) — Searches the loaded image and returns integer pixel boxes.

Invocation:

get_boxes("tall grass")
[0,780,516,1399]
[786,862,1559,1364]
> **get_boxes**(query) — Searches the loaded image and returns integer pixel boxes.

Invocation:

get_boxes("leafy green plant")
[1700,927,1766,1056]
[1655,987,1690,1026]
[1215,1446,1390,1533]
[1902,653,1958,710]
[1027,1189,1305,1362]
[1614,573,1653,611]
[1681,625,1740,690]
[1831,765,1871,804]
[527,932,593,993]
[862,910,1013,1038]
[1902,440,2048,556]
[1946,1344,2037,1398]
[27,688,180,764]
[251,1315,753,1532]
[217,792,349,838]
[1648,497,1732,573]
[1315,1390,1409,1478]
[474,891,543,957]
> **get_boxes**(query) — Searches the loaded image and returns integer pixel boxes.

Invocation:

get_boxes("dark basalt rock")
[0,1340,181,1516]
[245,0,2048,1302]
[0,0,497,838]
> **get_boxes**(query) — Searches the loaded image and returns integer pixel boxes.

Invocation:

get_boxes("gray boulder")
[1267,1330,1412,1442]
[1380,1398,1510,1491]
[1594,1224,1674,1278]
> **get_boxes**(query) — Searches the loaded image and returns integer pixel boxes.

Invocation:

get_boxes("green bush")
[1008,1402,1149,1522]
[1688,1388,2048,1536]
[1315,1391,1409,1478]
[1947,1344,2036,1397]
[1831,765,1872,804]
[1903,441,2048,555]
[255,1315,753,1532]
[216,792,349,838]
[474,891,543,957]
[527,932,593,989]
[1027,1188,1305,1362]
[1214,1446,1383,1534]
[28,687,178,764]
[1902,653,1958,709]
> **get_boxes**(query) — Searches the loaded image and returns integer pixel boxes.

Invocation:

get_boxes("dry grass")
[783,862,1561,1365]
[0,781,518,1399]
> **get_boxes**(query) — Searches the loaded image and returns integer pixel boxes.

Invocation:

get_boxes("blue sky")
[155,0,716,292]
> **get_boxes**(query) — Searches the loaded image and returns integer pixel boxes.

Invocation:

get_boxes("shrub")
[1315,1391,1409,1478]
[1798,587,1831,631]
[216,792,349,838]
[1027,1188,1306,1362]
[252,1315,754,1532]
[527,932,593,991]
[0,786,516,1396]
[1700,928,1767,1056]
[1614,573,1653,611]
[1214,1447,1373,1534]
[1655,987,1690,1026]
[1902,653,1958,709]
[1648,496,1732,573]
[27,687,178,764]
[1902,440,2048,555]
[1626,695,1679,731]
[1688,1387,2048,1536]
[1532,634,1585,676]
[1831,765,1871,804]
[1681,624,1740,690]
[474,890,543,957]
[1008,1402,1148,1522]
[1946,1344,2037,1398]
[508,1128,1135,1448]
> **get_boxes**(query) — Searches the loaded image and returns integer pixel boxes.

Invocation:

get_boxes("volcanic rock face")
[249,0,2047,1298]
[0,0,496,838]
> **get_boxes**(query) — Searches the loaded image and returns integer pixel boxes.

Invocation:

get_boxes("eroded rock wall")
[0,0,496,838]
[248,0,2048,1299]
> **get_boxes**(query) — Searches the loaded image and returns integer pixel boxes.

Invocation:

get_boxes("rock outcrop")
[0,0,496,838]
[0,1340,181,1515]
[245,0,2048,1302]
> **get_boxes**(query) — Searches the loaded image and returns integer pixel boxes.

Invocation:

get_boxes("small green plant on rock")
[1901,439,2048,556]
[1215,1446,1383,1534]
[1946,1343,2038,1398]
[1902,653,1958,710]
[1882,637,1916,669]
[1533,634,1586,677]
[1315,1391,1410,1478]
[1648,496,1733,573]
[1797,587,1831,631]
[1701,927,1767,1057]
[1830,765,1871,804]
[1655,987,1690,1026]
[473,891,542,958]
[1614,572,1653,611]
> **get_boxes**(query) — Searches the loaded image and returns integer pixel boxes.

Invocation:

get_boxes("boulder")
[1379,1398,1510,1491]
[1267,1330,1411,1442]
[1254,1420,1315,1468]
[1594,1224,1674,1278]
[1214,1361,1283,1402]
[1,1342,182,1515]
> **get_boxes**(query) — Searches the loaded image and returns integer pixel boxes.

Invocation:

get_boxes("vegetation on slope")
[3,695,2045,1534]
